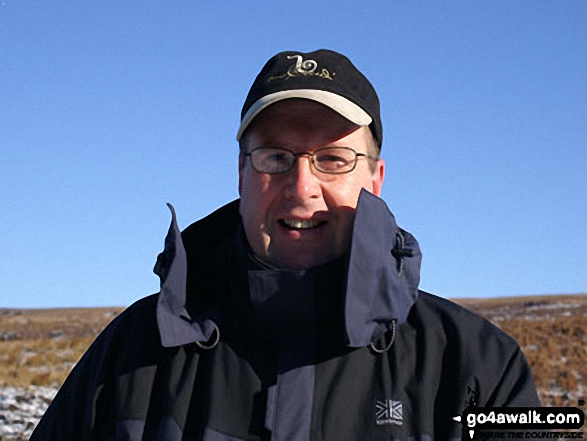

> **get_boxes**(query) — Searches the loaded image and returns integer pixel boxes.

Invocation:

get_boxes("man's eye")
[254,150,293,172]
[267,153,289,162]
[316,154,350,168]
[317,154,346,162]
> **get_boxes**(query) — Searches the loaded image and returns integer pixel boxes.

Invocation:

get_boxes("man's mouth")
[278,219,328,230]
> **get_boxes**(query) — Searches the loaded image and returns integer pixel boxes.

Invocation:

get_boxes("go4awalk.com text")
[454,407,584,439]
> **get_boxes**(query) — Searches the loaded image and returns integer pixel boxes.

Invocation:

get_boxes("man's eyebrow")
[249,144,293,149]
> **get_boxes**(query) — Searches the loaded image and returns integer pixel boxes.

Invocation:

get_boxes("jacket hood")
[154,190,422,348]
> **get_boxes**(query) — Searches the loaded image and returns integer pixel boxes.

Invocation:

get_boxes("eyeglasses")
[241,146,377,175]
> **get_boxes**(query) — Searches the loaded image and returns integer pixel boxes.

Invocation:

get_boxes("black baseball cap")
[237,49,383,149]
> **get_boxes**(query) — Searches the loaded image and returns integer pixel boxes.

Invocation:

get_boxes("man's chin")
[269,250,335,271]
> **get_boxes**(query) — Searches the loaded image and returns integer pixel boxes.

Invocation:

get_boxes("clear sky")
[1,1,586,308]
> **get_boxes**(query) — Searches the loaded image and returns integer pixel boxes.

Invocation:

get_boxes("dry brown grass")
[456,294,587,407]
[1,294,585,407]
[0,308,122,388]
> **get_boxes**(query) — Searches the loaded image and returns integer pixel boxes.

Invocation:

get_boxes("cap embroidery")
[268,54,334,82]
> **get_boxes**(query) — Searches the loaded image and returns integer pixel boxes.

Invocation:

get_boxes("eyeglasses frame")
[240,146,377,175]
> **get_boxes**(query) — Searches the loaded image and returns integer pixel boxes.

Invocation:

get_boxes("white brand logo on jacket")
[376,399,403,425]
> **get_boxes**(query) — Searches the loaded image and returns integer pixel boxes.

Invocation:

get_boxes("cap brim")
[236,89,372,141]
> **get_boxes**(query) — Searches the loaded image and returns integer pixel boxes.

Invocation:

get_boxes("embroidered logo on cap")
[376,399,403,426]
[268,55,334,82]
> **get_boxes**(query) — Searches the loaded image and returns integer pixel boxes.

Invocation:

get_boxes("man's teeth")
[281,219,323,229]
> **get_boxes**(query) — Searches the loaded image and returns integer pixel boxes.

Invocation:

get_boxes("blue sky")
[1,1,585,308]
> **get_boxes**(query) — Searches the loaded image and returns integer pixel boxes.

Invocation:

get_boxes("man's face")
[239,100,385,269]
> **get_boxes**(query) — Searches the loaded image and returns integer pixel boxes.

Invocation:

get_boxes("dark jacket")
[32,191,540,441]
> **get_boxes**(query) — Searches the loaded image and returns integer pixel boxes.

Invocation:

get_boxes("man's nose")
[284,155,321,201]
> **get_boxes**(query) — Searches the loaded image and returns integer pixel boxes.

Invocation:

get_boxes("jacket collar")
[154,204,221,347]
[344,189,421,346]
[154,191,421,348]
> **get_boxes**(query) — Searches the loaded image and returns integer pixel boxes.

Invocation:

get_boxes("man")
[32,49,539,440]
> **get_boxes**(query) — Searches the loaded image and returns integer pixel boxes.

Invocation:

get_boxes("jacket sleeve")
[30,309,124,440]
[485,344,541,407]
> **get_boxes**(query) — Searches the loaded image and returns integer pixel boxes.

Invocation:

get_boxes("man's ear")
[371,158,385,197]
